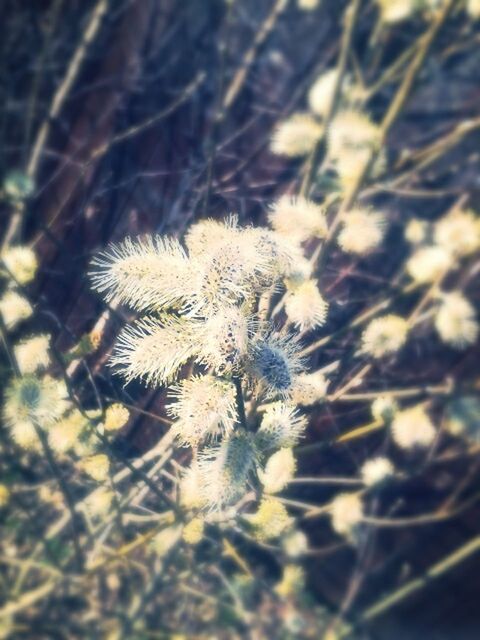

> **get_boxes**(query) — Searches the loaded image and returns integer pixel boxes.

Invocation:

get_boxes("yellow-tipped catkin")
[103,403,130,432]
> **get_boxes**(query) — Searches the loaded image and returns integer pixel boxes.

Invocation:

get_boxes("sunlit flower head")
[338,208,386,255]
[362,315,409,358]
[291,370,328,406]
[110,315,201,386]
[285,280,329,331]
[79,454,110,482]
[103,403,130,432]
[406,245,452,284]
[434,292,478,349]
[405,219,429,245]
[468,0,480,18]
[247,497,293,541]
[308,69,339,118]
[9,419,38,450]
[330,492,363,538]
[14,334,51,374]
[375,0,416,23]
[246,228,304,285]
[1,246,38,285]
[0,484,10,508]
[334,148,386,191]
[391,405,436,449]
[282,529,309,558]
[198,430,257,509]
[256,402,307,450]
[4,375,69,436]
[185,215,239,259]
[83,488,114,519]
[0,290,33,329]
[434,209,480,258]
[199,306,250,374]
[361,457,394,486]
[275,564,305,598]
[271,113,323,157]
[259,447,296,494]
[371,395,398,423]
[167,375,238,446]
[248,332,305,397]
[297,0,319,10]
[48,410,87,455]
[151,524,183,557]
[328,109,381,160]
[182,517,204,545]
[180,463,207,510]
[90,235,195,312]
[268,195,327,244]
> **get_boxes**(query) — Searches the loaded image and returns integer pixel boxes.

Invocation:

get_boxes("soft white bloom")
[90,235,195,312]
[282,530,309,558]
[103,403,130,432]
[371,395,398,423]
[80,454,110,482]
[198,430,257,509]
[268,195,327,244]
[248,332,305,397]
[271,113,323,157]
[180,463,207,510]
[434,292,478,348]
[362,315,409,358]
[361,457,394,486]
[110,315,201,386]
[185,216,239,259]
[285,280,329,331]
[405,219,429,245]
[1,246,38,285]
[297,0,319,10]
[246,497,293,541]
[259,447,296,494]
[4,375,69,434]
[291,370,328,406]
[468,0,480,18]
[10,419,38,450]
[151,525,183,557]
[338,208,386,254]
[308,69,338,118]
[48,410,87,454]
[256,402,307,450]
[434,209,480,258]
[328,109,381,159]
[391,405,436,449]
[376,0,416,23]
[167,375,238,446]
[14,335,51,374]
[82,488,114,519]
[182,518,204,545]
[0,290,33,329]
[406,246,452,284]
[330,493,363,537]
[199,306,250,374]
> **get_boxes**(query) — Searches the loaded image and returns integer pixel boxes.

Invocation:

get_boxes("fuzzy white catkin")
[285,280,329,331]
[406,246,452,284]
[391,405,436,449]
[291,371,328,406]
[271,113,323,157]
[14,335,51,374]
[434,292,478,349]
[330,493,363,537]
[268,196,327,244]
[0,290,33,329]
[308,69,338,117]
[376,0,416,23]
[338,208,386,255]
[1,246,38,285]
[361,457,394,486]
[434,209,480,258]
[257,402,307,450]
[259,448,296,494]
[362,315,409,358]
